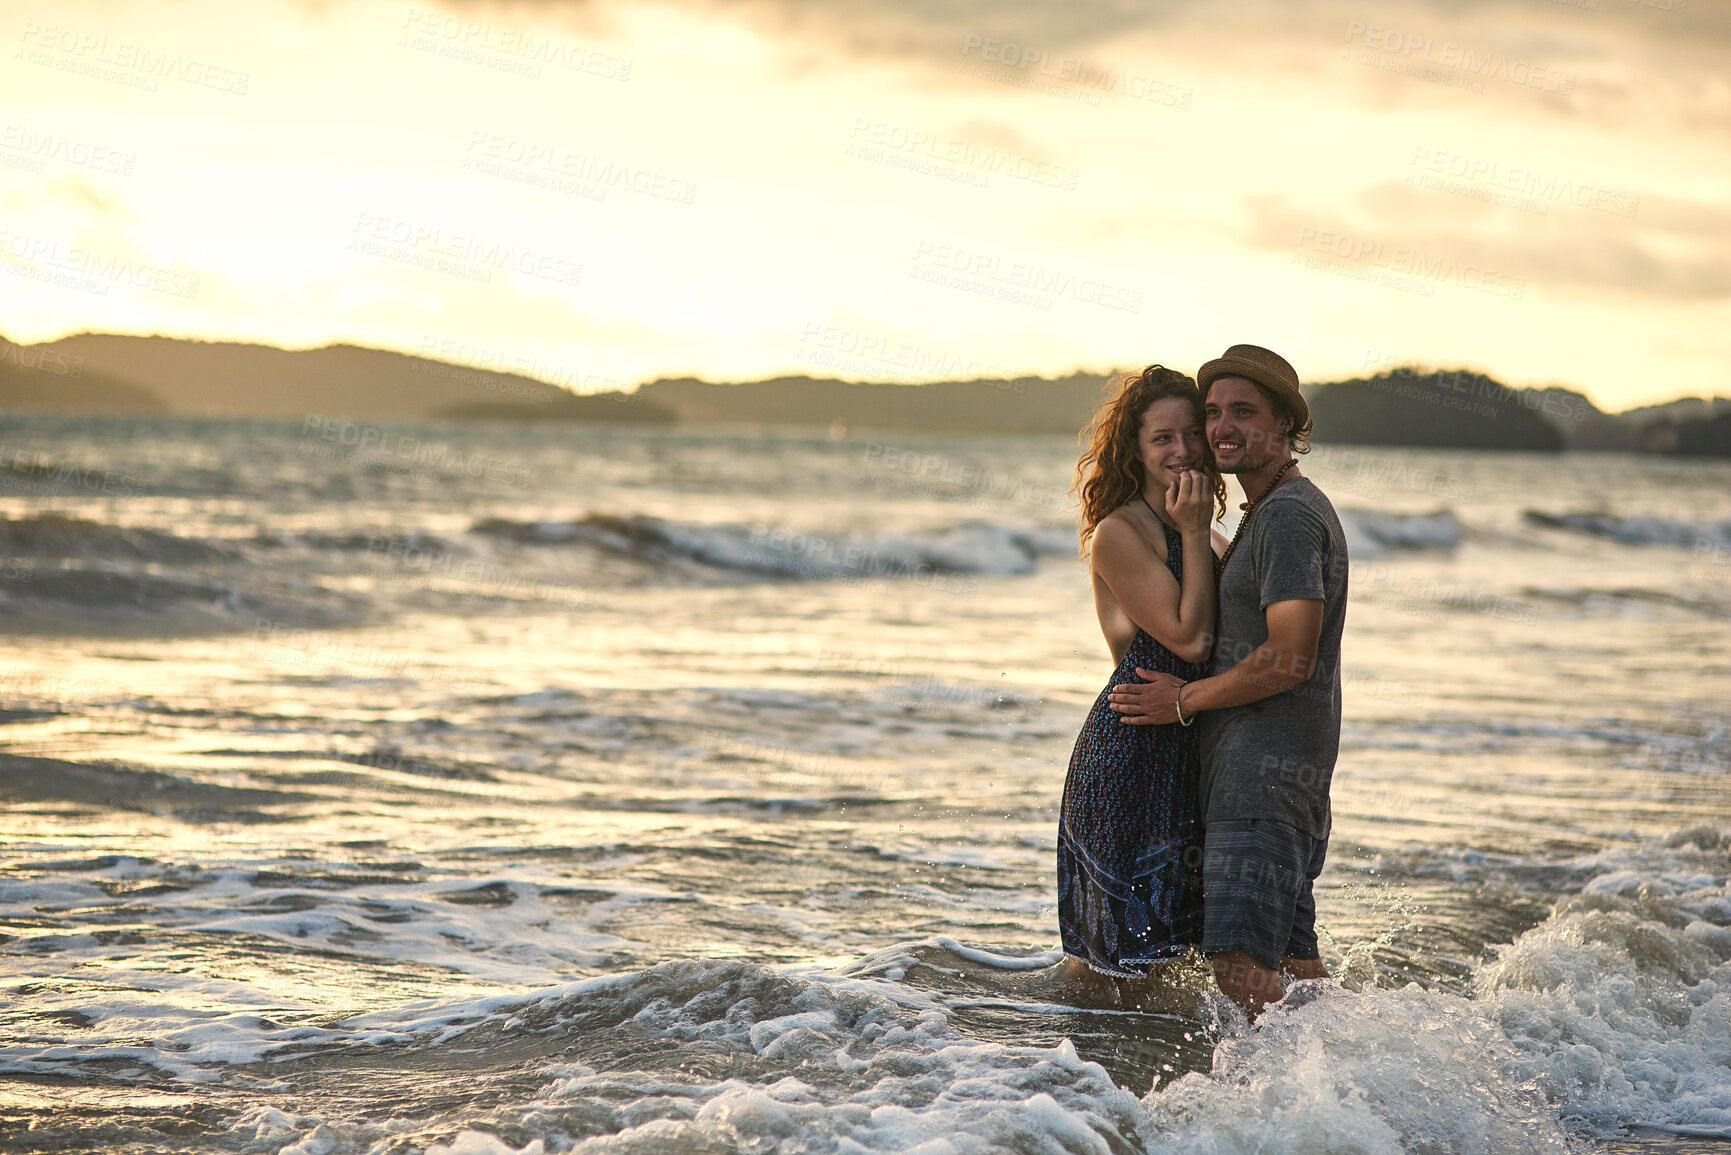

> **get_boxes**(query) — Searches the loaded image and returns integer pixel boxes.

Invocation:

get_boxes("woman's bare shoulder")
[1094,503,1165,559]
[1095,504,1139,535]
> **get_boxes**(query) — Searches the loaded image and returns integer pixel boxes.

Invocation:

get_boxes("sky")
[1,0,1726,411]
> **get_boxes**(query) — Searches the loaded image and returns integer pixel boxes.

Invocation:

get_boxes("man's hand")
[1107,669,1185,725]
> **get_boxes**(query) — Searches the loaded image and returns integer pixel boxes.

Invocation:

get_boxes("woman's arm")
[1089,478,1216,663]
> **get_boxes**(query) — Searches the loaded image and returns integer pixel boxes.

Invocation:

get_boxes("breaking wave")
[4,827,1726,1151]
[1338,509,1462,556]
[1525,510,1731,549]
[473,514,1078,580]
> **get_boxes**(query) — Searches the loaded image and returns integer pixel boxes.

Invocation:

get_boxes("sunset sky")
[2,0,1726,410]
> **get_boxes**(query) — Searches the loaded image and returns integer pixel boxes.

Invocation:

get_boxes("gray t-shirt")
[1198,475,1348,839]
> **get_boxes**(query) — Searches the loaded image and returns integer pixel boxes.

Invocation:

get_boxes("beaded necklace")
[1215,458,1298,579]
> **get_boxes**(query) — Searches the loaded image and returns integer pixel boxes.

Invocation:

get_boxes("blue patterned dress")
[1057,520,1206,977]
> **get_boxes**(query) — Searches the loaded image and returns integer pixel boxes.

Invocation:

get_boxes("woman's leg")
[1117,957,1205,1013]
[1061,955,1111,989]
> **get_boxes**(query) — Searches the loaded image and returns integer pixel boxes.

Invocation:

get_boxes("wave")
[256,529,461,556]
[0,513,234,565]
[0,558,376,636]
[0,515,561,631]
[1477,825,1731,1135]
[478,509,1460,581]
[0,751,307,820]
[1338,509,1462,556]
[473,514,1078,580]
[5,827,1725,1150]
[0,515,261,627]
[0,509,1466,609]
[1519,585,1731,620]
[0,945,1570,1154]
[1525,510,1731,549]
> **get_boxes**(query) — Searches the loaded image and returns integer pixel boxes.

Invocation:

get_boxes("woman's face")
[1137,396,1206,492]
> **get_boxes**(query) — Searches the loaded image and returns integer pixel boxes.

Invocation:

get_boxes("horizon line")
[9,327,1726,418]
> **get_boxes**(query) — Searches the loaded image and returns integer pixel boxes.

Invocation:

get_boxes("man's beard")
[1216,435,1285,474]
[1216,451,1275,474]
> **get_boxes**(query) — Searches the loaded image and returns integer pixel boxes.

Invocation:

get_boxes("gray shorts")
[1201,819,1328,971]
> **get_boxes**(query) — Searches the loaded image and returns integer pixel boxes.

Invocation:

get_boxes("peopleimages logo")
[1343,21,1575,94]
[744,525,981,596]
[0,443,140,497]
[15,21,250,94]
[0,340,82,377]
[797,323,1015,386]
[348,213,582,287]
[958,36,1193,108]
[1407,146,1639,220]
[463,131,695,206]
[0,230,200,299]
[398,8,632,81]
[1313,446,1476,502]
[0,125,136,175]
[860,442,1068,510]
[300,415,534,488]
[1366,368,1588,424]
[414,335,640,405]
[910,240,1143,314]
[845,118,1080,191]
[1293,226,1524,300]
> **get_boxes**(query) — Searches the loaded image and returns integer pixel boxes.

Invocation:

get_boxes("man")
[1107,344,1349,1018]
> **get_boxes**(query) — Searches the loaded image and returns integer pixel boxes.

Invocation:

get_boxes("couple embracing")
[1057,344,1349,1019]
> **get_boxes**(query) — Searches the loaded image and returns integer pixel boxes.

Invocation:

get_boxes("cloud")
[50,178,132,221]
[946,119,1049,160]
[425,0,1731,141]
[470,0,1199,56]
[464,0,1731,63]
[484,0,1731,146]
[1245,191,1731,300]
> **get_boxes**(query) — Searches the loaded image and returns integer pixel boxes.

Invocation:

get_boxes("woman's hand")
[1166,470,1212,535]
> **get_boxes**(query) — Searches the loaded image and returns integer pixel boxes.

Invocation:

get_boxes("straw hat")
[1197,344,1309,432]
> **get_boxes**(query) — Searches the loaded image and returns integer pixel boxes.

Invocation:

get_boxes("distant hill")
[1307,370,1564,451]
[1520,386,1637,451]
[11,333,668,423]
[433,394,673,423]
[1636,409,1731,458]
[1619,396,1731,425]
[2,331,1719,454]
[636,374,1107,435]
[640,369,1627,450]
[1,338,168,413]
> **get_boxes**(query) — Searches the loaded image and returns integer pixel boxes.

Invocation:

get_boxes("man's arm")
[1108,598,1324,724]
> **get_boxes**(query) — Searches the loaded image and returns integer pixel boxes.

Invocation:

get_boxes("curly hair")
[1073,365,1226,559]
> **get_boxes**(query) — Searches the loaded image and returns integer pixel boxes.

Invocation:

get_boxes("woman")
[1057,365,1226,1004]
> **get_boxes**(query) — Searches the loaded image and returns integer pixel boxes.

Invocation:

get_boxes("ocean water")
[0,413,1728,1154]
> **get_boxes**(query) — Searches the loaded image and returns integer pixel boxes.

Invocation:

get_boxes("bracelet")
[1174,684,1194,727]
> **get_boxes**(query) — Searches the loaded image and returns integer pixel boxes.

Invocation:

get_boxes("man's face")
[1205,376,1288,473]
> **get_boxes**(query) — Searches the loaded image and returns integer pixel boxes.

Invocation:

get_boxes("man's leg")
[1279,833,1332,984]
[1210,953,1325,1017]
[1202,820,1317,1019]
[1210,949,1284,1016]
